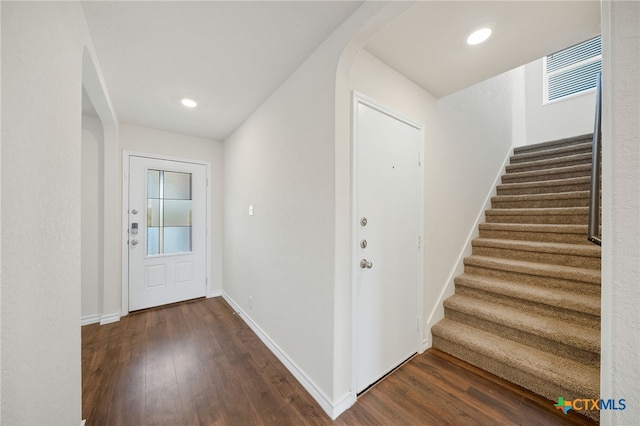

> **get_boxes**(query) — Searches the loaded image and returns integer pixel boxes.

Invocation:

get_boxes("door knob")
[131,239,139,246]
[360,259,373,269]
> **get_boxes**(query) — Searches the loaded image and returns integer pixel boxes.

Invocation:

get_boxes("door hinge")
[418,234,422,249]
[418,151,422,166]
[417,318,420,331]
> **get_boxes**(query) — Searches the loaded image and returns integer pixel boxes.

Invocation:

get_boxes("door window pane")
[147,227,160,256]
[147,169,193,256]
[163,227,192,253]
[147,170,160,199]
[147,199,160,227]
[163,200,192,227]
[163,171,191,200]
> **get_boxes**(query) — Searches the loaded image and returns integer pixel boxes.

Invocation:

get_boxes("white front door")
[354,96,422,393]
[128,155,207,311]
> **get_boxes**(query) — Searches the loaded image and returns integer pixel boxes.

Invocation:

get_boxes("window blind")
[545,36,601,102]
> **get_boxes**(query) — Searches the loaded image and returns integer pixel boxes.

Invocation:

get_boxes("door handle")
[360,259,373,269]
[131,239,139,246]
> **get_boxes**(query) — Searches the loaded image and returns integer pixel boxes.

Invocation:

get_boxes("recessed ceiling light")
[467,28,492,46]
[181,98,197,108]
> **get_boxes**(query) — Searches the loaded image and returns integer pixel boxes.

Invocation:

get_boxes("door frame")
[350,91,425,397]
[121,151,212,316]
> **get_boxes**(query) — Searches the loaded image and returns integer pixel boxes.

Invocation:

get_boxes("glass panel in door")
[146,169,193,256]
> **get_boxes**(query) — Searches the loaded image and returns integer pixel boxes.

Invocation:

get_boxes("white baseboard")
[221,291,349,420]
[99,311,121,325]
[421,337,431,353]
[208,289,222,298]
[332,392,357,419]
[81,311,121,326]
[80,314,101,326]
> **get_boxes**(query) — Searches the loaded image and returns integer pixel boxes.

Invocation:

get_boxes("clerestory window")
[543,35,601,103]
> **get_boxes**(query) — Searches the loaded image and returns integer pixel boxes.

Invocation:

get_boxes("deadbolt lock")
[360,240,367,249]
[360,217,368,226]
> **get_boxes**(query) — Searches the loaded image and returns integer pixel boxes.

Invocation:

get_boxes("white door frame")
[121,151,212,316]
[350,91,425,397]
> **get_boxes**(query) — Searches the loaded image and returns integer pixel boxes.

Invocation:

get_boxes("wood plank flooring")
[82,297,597,425]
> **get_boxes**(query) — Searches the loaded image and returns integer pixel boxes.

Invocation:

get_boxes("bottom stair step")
[431,319,599,419]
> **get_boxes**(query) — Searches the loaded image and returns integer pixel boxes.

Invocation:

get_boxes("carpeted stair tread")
[443,294,600,354]
[506,152,592,174]
[432,134,600,412]
[479,223,588,234]
[491,191,589,209]
[485,206,588,216]
[471,238,601,259]
[431,319,599,398]
[502,164,591,184]
[496,176,591,196]
[454,273,600,317]
[464,255,601,285]
[510,142,593,164]
[485,206,588,224]
[478,223,591,244]
[513,134,593,155]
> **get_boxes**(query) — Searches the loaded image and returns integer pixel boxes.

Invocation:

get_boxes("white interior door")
[355,97,422,393]
[128,155,207,311]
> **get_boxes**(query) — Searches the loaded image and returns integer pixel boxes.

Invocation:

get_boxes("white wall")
[600,1,640,424]
[222,25,339,406]
[119,123,224,298]
[1,2,99,423]
[525,58,596,144]
[81,112,104,321]
[222,3,410,416]
[347,50,526,347]
[81,45,121,327]
[0,0,3,412]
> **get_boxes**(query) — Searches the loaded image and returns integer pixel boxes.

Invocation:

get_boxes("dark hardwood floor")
[82,297,596,425]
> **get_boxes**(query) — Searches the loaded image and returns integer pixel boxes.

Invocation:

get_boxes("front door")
[128,155,207,311]
[354,96,422,393]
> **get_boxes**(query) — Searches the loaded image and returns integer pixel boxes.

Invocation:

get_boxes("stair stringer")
[424,148,513,349]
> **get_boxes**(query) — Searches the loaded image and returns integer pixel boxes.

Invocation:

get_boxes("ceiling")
[365,1,601,98]
[82,1,601,141]
[82,1,363,140]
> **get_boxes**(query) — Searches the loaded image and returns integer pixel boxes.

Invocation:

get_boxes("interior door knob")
[131,239,139,246]
[360,259,373,269]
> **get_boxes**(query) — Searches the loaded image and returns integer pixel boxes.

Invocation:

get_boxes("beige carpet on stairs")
[431,134,601,421]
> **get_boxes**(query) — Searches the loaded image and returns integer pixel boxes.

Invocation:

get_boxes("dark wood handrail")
[588,72,602,246]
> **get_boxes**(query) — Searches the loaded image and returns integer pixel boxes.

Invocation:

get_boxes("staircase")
[431,134,601,420]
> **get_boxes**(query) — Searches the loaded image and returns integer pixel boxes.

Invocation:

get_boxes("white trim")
[80,314,101,326]
[81,312,121,326]
[121,151,212,316]
[332,392,357,419]
[421,338,430,353]
[424,148,513,344]
[208,289,222,298]
[350,91,425,399]
[221,292,348,419]
[99,311,121,326]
